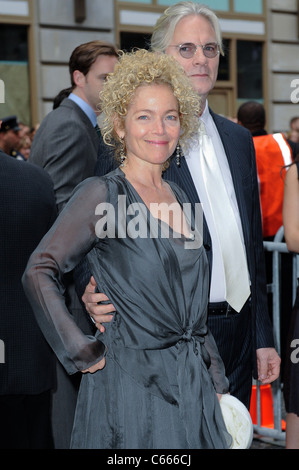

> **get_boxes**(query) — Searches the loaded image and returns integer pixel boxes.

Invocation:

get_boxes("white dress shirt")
[185,102,247,303]
[68,93,97,127]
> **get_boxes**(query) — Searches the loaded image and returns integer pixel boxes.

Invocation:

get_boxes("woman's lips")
[146,140,169,145]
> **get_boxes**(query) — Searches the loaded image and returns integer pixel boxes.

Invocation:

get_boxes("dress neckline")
[115,167,193,240]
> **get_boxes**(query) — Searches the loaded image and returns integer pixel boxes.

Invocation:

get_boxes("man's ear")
[73,69,85,87]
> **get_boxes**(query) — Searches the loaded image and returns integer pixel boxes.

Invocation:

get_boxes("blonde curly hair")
[100,49,201,164]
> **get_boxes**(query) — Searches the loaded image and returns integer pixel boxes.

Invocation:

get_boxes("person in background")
[18,122,31,140]
[22,49,232,449]
[28,40,119,449]
[29,123,40,141]
[288,116,299,143]
[0,121,57,448]
[81,1,280,409]
[282,154,299,449]
[237,101,298,240]
[16,135,32,161]
[29,40,119,213]
[0,115,20,157]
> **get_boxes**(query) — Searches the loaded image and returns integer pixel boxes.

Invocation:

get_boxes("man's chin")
[189,77,213,98]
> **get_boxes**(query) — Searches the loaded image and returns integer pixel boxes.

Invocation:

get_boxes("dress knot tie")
[182,328,193,342]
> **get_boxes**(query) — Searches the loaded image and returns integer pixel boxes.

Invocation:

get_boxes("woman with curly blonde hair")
[100,49,200,164]
[23,49,232,449]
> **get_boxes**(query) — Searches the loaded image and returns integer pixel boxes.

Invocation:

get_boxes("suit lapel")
[164,153,211,250]
[165,155,200,205]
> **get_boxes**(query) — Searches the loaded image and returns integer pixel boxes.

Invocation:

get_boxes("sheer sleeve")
[204,327,230,394]
[22,176,109,374]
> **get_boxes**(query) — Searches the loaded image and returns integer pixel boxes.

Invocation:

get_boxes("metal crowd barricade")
[253,226,299,442]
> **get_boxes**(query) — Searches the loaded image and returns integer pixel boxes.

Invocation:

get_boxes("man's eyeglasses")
[168,42,220,59]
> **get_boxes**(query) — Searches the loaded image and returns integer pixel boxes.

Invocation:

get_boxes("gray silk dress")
[22,168,232,449]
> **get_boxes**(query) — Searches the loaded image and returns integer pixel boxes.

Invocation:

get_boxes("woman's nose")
[153,118,165,134]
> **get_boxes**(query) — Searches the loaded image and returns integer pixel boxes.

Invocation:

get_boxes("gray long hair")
[151,1,224,56]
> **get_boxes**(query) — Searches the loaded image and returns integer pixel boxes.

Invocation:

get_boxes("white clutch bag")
[219,394,254,449]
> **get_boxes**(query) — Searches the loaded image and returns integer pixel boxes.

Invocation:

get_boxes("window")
[120,31,152,51]
[157,0,229,9]
[237,40,263,105]
[218,38,230,81]
[0,25,31,125]
[234,0,263,14]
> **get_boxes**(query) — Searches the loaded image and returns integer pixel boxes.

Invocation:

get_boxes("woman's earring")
[120,137,126,167]
[120,154,126,167]
[176,143,181,167]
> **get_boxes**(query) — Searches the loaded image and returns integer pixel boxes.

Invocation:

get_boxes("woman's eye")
[137,115,148,120]
[166,115,178,121]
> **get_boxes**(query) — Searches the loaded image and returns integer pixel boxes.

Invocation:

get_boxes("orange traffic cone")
[249,384,286,430]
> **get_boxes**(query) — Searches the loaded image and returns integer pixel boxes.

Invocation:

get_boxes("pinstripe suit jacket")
[164,110,275,355]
